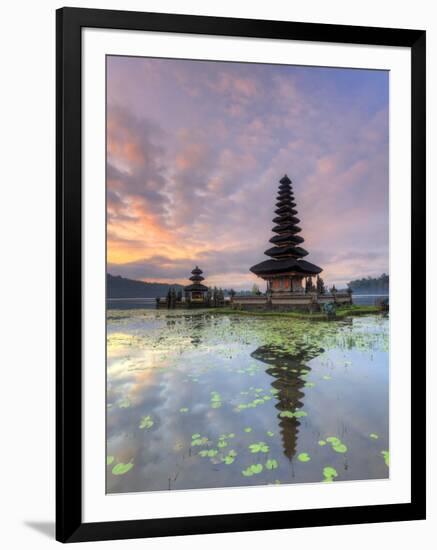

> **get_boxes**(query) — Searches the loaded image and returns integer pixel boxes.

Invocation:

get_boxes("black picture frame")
[56,6,426,543]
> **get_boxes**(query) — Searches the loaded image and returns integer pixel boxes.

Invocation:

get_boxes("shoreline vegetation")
[212,304,382,321]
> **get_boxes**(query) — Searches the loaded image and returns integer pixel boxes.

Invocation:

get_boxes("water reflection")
[251,344,323,460]
[107,310,389,492]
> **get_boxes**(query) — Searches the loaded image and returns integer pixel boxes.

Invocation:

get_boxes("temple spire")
[250,175,322,289]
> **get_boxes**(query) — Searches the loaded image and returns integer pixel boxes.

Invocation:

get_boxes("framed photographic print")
[56,7,426,543]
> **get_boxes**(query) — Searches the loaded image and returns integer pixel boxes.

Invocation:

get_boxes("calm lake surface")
[107,309,389,493]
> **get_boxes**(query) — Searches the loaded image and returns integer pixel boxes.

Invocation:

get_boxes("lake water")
[106,309,389,493]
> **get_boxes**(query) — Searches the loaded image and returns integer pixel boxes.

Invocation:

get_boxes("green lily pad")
[322,375,332,380]
[118,398,130,408]
[218,440,228,449]
[191,437,209,446]
[323,466,338,482]
[242,463,263,476]
[318,440,327,446]
[370,433,379,439]
[139,415,154,429]
[191,433,201,439]
[179,407,189,413]
[267,431,275,437]
[332,443,348,453]
[244,427,252,433]
[112,462,134,475]
[305,382,316,388]
[249,442,270,453]
[106,455,114,465]
[326,437,341,446]
[207,449,218,457]
[297,452,311,462]
[294,411,308,418]
[223,455,235,464]
[381,450,389,466]
[265,459,278,470]
[279,410,294,418]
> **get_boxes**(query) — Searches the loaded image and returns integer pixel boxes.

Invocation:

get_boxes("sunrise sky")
[106,56,389,290]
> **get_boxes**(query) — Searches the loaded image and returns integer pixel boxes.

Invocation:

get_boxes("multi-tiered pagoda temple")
[250,174,323,295]
[184,266,208,303]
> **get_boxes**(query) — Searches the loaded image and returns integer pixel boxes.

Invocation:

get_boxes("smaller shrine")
[184,266,208,304]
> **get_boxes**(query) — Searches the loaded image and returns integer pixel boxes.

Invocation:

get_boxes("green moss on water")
[211,305,381,321]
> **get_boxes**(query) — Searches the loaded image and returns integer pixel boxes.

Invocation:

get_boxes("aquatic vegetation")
[210,391,222,408]
[106,456,114,465]
[107,310,389,493]
[242,464,263,476]
[279,410,308,419]
[223,450,238,465]
[323,466,338,482]
[112,462,134,475]
[325,436,348,453]
[139,415,154,429]
[265,459,279,470]
[370,433,379,439]
[297,453,311,462]
[193,437,210,447]
[249,442,270,453]
[381,450,389,466]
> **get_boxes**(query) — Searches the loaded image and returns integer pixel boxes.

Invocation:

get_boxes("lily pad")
[191,433,201,440]
[326,436,341,446]
[267,431,275,437]
[242,463,264,477]
[381,450,389,466]
[106,455,114,465]
[332,443,348,453]
[265,459,278,470]
[318,440,327,446]
[249,442,270,453]
[244,427,252,433]
[369,433,379,439]
[112,462,134,475]
[191,437,209,446]
[297,452,311,462]
[139,415,154,429]
[323,466,338,482]
[179,407,189,413]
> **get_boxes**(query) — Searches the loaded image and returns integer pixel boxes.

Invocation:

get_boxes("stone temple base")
[232,293,352,311]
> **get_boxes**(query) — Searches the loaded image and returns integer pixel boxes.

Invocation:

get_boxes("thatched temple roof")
[250,174,322,278]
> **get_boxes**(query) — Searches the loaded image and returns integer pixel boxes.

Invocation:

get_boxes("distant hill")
[347,274,389,294]
[107,274,184,298]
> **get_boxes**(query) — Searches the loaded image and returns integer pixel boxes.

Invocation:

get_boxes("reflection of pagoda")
[184,266,208,304]
[251,344,323,460]
[250,175,322,294]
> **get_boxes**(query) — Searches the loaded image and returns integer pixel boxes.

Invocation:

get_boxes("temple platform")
[231,292,352,311]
